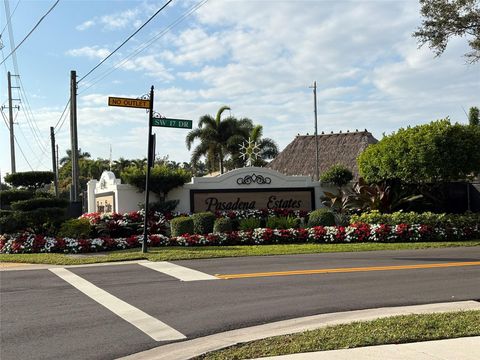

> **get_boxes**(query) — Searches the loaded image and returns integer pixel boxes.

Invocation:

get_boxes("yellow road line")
[215,261,480,279]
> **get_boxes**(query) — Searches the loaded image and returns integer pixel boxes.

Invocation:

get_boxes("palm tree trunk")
[219,149,224,174]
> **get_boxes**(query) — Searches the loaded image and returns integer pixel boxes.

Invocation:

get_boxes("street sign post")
[152,118,192,129]
[108,90,194,253]
[108,97,150,109]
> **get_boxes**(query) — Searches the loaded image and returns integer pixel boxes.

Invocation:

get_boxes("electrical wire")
[54,99,70,131]
[0,0,20,36]
[77,0,173,84]
[1,107,34,171]
[54,99,70,133]
[78,0,208,94]
[0,0,60,66]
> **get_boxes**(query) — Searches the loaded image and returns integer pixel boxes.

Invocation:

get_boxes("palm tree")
[112,157,132,174]
[60,148,91,165]
[249,124,279,166]
[186,106,251,174]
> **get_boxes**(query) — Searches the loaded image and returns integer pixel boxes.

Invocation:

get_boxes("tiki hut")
[267,130,377,180]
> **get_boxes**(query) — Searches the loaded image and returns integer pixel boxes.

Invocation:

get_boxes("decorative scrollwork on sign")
[237,174,272,185]
[151,111,165,119]
[137,93,150,100]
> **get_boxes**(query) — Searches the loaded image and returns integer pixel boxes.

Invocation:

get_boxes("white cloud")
[101,9,140,30]
[66,46,110,60]
[76,20,95,31]
[121,55,174,81]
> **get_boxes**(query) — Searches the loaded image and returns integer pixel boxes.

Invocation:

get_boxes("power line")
[0,0,20,36]
[54,99,70,130]
[54,98,70,133]
[1,107,34,170]
[77,0,173,83]
[0,0,60,66]
[78,0,208,94]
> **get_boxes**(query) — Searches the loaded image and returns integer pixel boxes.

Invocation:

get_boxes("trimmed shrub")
[213,217,233,233]
[266,216,300,229]
[4,171,54,189]
[0,189,33,209]
[170,217,194,237]
[350,210,480,227]
[307,208,336,227]
[192,212,216,235]
[58,218,92,239]
[15,207,66,234]
[239,217,262,231]
[11,198,68,211]
[0,210,20,233]
[320,164,353,187]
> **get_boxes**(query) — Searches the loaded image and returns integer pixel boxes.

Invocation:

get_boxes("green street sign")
[152,118,193,129]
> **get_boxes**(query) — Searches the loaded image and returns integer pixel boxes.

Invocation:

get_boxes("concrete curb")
[0,259,148,271]
[118,300,480,360]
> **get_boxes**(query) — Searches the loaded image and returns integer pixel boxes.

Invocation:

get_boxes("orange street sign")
[108,97,150,109]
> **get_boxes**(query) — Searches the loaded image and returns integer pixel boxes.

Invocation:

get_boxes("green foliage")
[469,106,479,126]
[192,212,216,235]
[238,217,262,231]
[170,217,194,237]
[307,208,336,227]
[11,198,68,211]
[121,164,191,196]
[320,164,353,187]
[58,218,92,239]
[0,210,19,233]
[350,210,480,227]
[358,119,480,183]
[213,217,234,233]
[413,0,480,63]
[266,216,300,229]
[0,189,33,209]
[4,171,54,189]
[14,207,66,234]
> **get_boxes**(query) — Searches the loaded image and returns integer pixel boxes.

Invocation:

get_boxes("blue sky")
[1,0,479,177]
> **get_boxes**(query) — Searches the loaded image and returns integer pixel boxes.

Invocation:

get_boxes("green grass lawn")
[1,240,479,265]
[195,311,480,360]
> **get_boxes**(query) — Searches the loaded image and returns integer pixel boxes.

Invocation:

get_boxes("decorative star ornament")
[240,137,261,166]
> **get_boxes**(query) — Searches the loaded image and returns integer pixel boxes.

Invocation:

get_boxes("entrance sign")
[108,97,151,109]
[152,118,193,129]
[191,188,315,212]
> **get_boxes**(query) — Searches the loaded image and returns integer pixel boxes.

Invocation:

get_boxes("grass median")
[0,240,479,265]
[195,311,480,360]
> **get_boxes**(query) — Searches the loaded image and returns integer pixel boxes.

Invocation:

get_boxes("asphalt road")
[1,247,479,360]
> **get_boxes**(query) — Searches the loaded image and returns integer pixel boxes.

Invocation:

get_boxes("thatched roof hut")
[267,130,378,180]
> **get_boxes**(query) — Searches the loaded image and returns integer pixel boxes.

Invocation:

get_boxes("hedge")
[11,198,68,211]
[350,211,480,227]
[307,208,336,227]
[2,222,479,254]
[4,171,54,189]
[0,189,33,209]
[192,212,216,235]
[170,217,194,237]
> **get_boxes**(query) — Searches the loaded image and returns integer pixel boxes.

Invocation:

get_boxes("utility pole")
[50,126,58,197]
[70,70,79,201]
[7,71,16,173]
[310,81,319,181]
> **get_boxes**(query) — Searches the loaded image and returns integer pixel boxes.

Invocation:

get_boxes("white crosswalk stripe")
[139,261,219,281]
[49,267,186,341]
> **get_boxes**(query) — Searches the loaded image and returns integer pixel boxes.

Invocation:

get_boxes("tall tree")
[186,106,251,174]
[413,0,480,63]
[469,106,479,125]
[59,148,91,165]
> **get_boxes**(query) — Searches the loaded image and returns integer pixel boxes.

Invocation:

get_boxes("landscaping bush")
[15,207,66,234]
[11,198,68,211]
[266,216,300,229]
[350,210,480,227]
[4,171,54,189]
[0,189,33,209]
[170,216,194,236]
[0,210,20,233]
[320,164,353,187]
[58,218,93,239]
[307,208,336,227]
[192,212,216,235]
[239,217,262,231]
[213,217,234,233]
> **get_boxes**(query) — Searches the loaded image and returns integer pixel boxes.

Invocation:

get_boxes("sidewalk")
[254,336,480,360]
[120,301,480,360]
